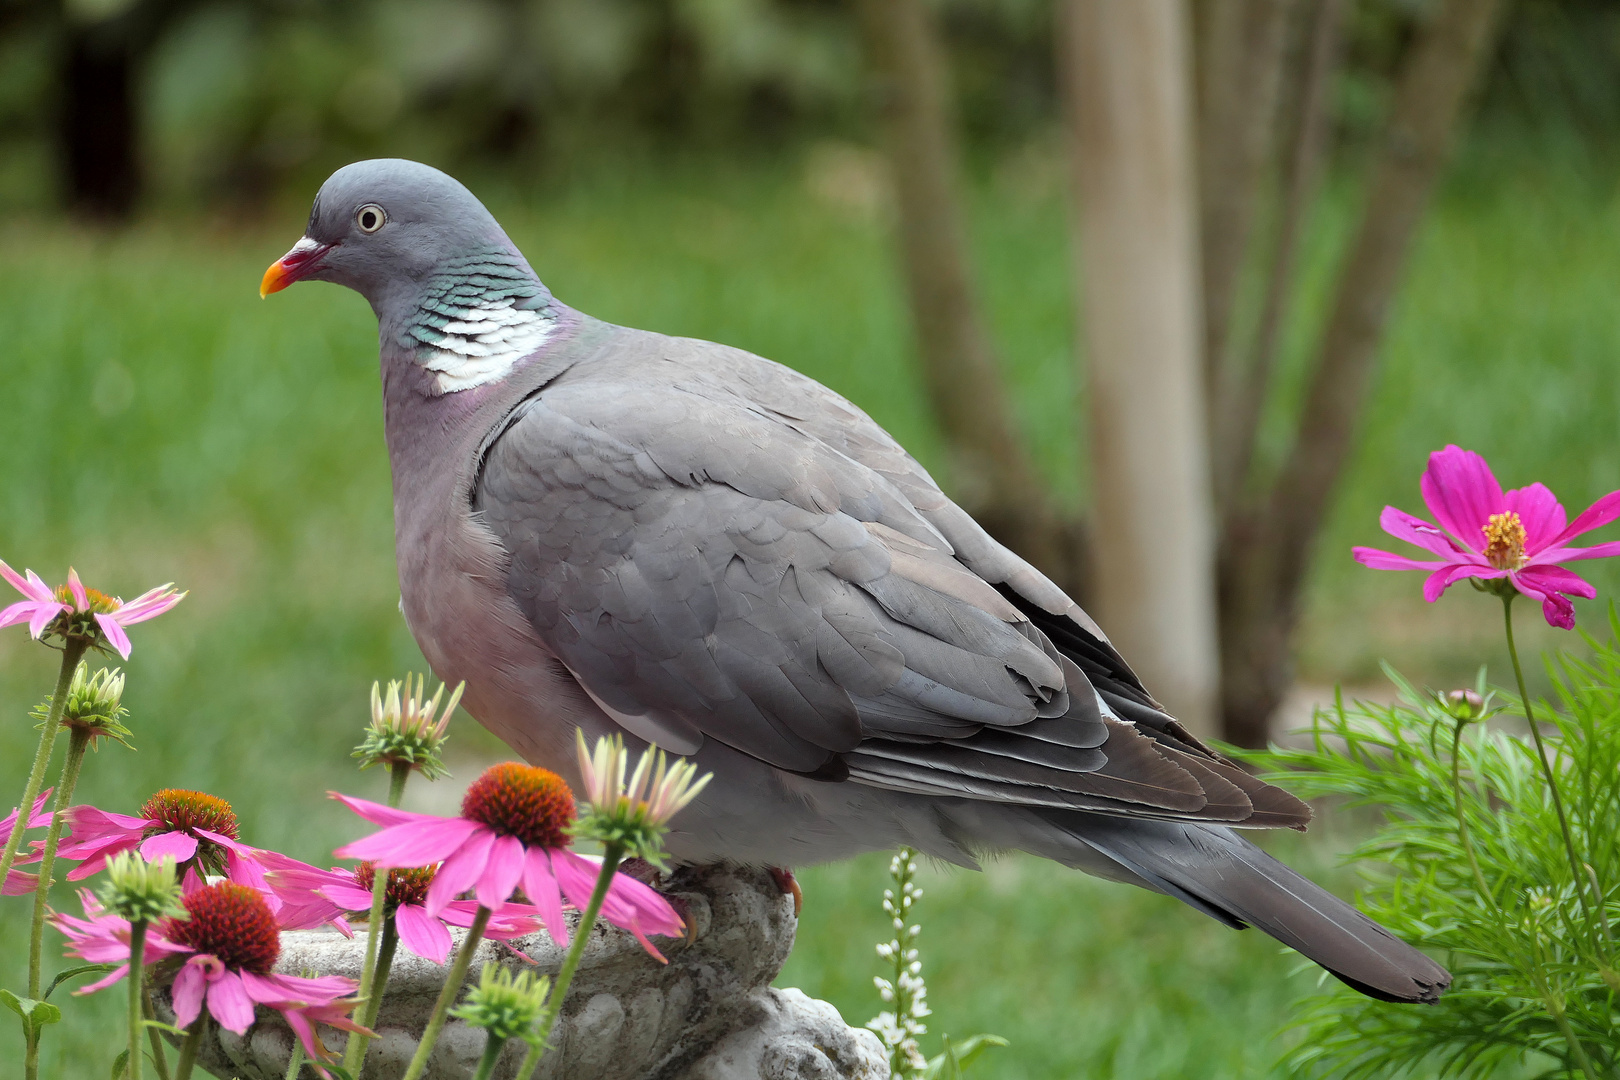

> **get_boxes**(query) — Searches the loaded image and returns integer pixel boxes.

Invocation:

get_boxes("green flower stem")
[341,759,413,1077]
[28,725,92,998]
[1450,719,1499,913]
[173,1016,206,1080]
[513,842,627,1080]
[1501,597,1590,912]
[126,920,148,1080]
[401,905,492,1080]
[472,1034,507,1080]
[1544,988,1602,1080]
[361,919,400,1031]
[284,1041,304,1080]
[0,640,87,888]
[143,987,172,1080]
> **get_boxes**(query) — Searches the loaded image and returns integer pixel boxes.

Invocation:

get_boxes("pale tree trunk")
[1218,0,1508,746]
[855,0,1085,595]
[1057,0,1220,736]
[1195,0,1295,455]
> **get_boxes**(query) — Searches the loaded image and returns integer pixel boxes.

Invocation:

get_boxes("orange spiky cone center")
[53,585,119,613]
[162,882,281,974]
[355,863,436,908]
[140,789,239,840]
[461,763,575,850]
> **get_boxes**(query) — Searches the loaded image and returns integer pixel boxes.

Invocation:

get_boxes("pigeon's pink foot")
[768,866,803,916]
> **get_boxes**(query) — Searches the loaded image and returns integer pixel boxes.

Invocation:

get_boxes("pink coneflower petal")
[519,849,570,946]
[425,827,495,915]
[1352,547,1447,573]
[1378,506,1475,560]
[329,792,436,830]
[95,613,133,659]
[65,839,142,881]
[395,903,453,963]
[0,561,53,602]
[557,849,683,944]
[2,788,55,833]
[206,968,257,1033]
[114,585,185,624]
[27,602,63,640]
[66,568,87,611]
[1420,446,1504,547]
[4,869,38,896]
[477,834,526,912]
[80,964,132,994]
[320,883,375,910]
[172,962,207,1029]
[140,830,198,864]
[336,814,483,868]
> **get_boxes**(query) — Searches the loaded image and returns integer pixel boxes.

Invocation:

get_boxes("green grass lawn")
[2,149,1618,1077]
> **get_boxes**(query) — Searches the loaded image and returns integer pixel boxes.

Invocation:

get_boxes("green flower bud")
[352,674,463,778]
[571,732,711,868]
[100,852,185,925]
[31,663,134,748]
[1437,687,1492,724]
[450,964,549,1043]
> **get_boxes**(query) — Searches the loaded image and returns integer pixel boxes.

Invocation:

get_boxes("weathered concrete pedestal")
[159,865,887,1080]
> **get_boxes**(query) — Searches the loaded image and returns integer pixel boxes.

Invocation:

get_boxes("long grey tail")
[1046,812,1451,1003]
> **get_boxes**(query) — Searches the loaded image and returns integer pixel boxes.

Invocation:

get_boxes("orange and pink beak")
[260,237,333,297]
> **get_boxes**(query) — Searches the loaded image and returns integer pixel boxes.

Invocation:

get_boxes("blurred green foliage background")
[3,1,1620,1077]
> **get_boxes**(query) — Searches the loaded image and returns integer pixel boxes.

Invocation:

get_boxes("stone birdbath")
[157,865,888,1080]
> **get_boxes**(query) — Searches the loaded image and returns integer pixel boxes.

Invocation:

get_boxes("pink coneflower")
[259,854,544,963]
[51,789,267,891]
[54,888,191,993]
[2,789,54,896]
[1353,445,1620,629]
[0,561,184,659]
[333,762,682,958]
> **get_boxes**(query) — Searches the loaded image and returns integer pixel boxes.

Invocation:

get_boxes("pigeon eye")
[355,204,387,233]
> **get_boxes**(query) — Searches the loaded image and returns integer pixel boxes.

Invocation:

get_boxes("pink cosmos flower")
[0,561,184,659]
[259,853,545,964]
[1,789,54,896]
[1354,445,1620,629]
[49,789,268,892]
[55,883,368,1074]
[332,762,683,959]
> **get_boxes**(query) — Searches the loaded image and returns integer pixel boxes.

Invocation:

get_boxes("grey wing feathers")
[473,334,1310,829]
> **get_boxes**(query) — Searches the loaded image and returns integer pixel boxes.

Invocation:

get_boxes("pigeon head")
[263,159,559,393]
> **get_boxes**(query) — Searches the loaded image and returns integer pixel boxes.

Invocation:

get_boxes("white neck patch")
[420,297,556,393]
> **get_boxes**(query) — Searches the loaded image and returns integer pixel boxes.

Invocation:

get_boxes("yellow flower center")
[1482,511,1528,570]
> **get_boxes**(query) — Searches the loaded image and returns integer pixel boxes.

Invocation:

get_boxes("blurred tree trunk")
[53,0,195,221]
[854,0,1086,597]
[1057,0,1220,736]
[1217,0,1508,746]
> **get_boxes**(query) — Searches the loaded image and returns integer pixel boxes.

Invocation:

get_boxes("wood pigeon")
[262,158,1449,1004]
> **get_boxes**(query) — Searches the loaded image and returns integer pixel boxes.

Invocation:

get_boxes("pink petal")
[519,850,570,946]
[28,601,67,640]
[1423,564,1501,603]
[550,848,604,911]
[1,787,54,832]
[224,847,270,891]
[1420,446,1504,551]
[66,569,87,611]
[395,903,453,963]
[140,830,198,863]
[279,1008,324,1067]
[1503,483,1567,553]
[95,613,132,660]
[206,970,257,1034]
[425,828,495,916]
[0,560,54,602]
[557,850,683,942]
[1353,547,1449,573]
[113,586,184,624]
[329,792,440,830]
[336,816,483,869]
[1543,490,1620,551]
[476,834,526,911]
[1517,564,1596,599]
[1538,540,1620,564]
[1377,506,1472,559]
[66,805,155,837]
[4,869,38,895]
[65,838,141,881]
[320,883,376,911]
[77,964,132,994]
[172,964,206,1030]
